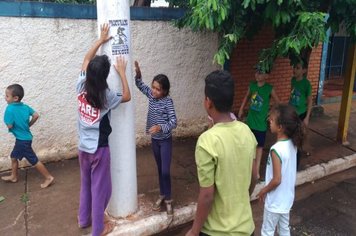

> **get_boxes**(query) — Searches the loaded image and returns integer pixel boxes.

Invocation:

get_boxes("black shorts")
[11,139,39,165]
[299,112,307,121]
[251,129,267,147]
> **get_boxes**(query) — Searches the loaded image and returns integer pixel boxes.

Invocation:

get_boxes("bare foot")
[104,213,111,224]
[100,221,115,236]
[1,175,18,183]
[40,176,54,188]
[77,215,91,229]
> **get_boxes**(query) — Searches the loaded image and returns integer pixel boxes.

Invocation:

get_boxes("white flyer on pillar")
[109,19,129,55]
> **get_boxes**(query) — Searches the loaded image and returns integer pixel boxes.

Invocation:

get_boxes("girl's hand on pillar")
[99,23,112,44]
[114,56,127,78]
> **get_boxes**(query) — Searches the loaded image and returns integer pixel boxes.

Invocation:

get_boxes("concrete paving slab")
[309,102,356,151]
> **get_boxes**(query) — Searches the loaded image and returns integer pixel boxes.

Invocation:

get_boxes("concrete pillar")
[97,1,137,217]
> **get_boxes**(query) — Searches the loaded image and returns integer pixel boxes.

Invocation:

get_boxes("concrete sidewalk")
[0,101,355,236]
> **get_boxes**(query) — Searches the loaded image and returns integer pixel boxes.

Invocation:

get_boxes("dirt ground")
[0,102,355,236]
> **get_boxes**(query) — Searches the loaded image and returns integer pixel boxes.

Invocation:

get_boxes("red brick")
[230,29,322,108]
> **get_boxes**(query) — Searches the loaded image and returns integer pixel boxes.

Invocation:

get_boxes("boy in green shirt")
[238,67,279,180]
[186,71,257,236]
[289,59,312,169]
[289,60,312,126]
[2,84,54,188]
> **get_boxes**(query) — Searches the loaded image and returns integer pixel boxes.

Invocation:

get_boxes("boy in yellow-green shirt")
[186,71,257,236]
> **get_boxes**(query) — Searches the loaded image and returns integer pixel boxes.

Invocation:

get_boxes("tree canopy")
[177,0,356,71]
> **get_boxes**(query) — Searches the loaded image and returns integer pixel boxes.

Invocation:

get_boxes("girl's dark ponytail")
[85,55,111,109]
[272,104,306,149]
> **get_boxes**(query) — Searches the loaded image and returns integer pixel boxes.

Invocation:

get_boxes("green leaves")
[249,10,327,71]
[327,0,356,41]
[257,11,327,70]
[242,0,266,10]
[178,1,354,68]
[224,33,238,43]
[177,0,234,34]
[242,0,251,9]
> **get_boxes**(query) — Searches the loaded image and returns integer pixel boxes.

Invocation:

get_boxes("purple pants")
[78,147,111,236]
[151,137,172,200]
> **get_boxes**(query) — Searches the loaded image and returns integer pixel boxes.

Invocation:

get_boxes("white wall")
[0,17,219,171]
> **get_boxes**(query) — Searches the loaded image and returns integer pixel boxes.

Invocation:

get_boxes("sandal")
[152,195,165,211]
[100,221,115,236]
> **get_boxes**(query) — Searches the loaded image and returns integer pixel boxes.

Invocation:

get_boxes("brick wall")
[229,29,322,114]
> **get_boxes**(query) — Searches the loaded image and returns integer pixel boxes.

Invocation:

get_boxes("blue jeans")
[151,137,172,199]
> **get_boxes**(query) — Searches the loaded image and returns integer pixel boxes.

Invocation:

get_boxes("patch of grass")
[20,193,29,204]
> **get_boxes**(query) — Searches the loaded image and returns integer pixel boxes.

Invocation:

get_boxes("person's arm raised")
[81,23,112,71]
[134,61,142,79]
[114,56,131,103]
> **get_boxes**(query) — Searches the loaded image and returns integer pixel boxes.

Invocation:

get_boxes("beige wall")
[0,17,219,171]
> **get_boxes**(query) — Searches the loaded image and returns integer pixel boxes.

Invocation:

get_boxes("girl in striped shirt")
[134,61,177,215]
